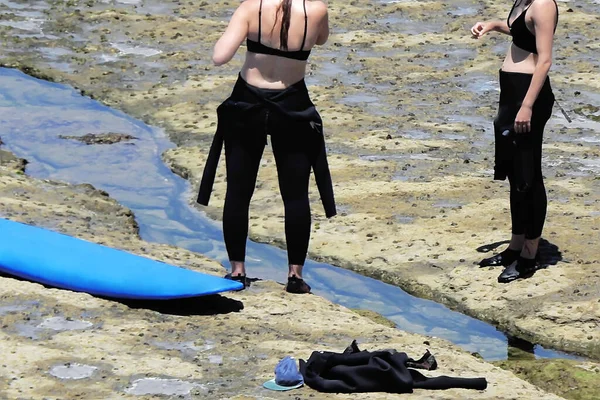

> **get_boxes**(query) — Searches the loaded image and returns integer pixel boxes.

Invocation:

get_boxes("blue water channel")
[0,67,579,361]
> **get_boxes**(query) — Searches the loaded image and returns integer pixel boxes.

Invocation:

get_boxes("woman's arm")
[514,0,557,133]
[212,2,251,66]
[470,20,510,38]
[314,1,329,45]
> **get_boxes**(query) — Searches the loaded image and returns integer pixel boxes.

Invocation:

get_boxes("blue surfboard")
[0,218,242,299]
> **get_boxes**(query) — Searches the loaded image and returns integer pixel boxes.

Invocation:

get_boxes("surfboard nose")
[0,218,243,299]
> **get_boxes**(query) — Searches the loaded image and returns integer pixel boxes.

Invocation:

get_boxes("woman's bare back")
[241,0,328,88]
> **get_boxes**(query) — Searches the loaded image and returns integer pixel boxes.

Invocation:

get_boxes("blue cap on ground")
[262,356,304,391]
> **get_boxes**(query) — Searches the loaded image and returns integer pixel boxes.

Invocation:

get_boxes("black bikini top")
[508,0,558,55]
[246,0,311,61]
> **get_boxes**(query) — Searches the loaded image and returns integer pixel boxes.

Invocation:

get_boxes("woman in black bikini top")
[507,0,559,54]
[246,0,311,61]
[469,0,559,283]
[199,1,332,293]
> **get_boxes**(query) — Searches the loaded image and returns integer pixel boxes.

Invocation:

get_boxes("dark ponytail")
[278,0,292,50]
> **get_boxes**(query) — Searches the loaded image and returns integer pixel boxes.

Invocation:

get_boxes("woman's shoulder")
[530,0,558,17]
[234,0,258,16]
[306,0,328,16]
[236,0,327,15]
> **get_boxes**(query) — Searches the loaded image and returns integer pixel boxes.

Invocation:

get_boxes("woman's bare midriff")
[501,44,538,74]
[241,53,307,89]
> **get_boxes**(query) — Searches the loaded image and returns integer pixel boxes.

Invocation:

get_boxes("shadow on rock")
[537,238,564,268]
[0,272,244,316]
[506,335,536,361]
[476,238,564,269]
[113,294,244,316]
[476,240,510,254]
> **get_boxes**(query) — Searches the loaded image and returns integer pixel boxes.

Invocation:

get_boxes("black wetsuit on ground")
[300,341,488,393]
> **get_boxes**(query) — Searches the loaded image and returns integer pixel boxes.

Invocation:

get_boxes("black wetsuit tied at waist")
[493,70,554,188]
[197,75,337,218]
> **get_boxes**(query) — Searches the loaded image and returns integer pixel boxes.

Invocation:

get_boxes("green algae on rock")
[493,358,600,400]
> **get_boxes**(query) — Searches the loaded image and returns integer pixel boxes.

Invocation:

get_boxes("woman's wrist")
[493,21,501,31]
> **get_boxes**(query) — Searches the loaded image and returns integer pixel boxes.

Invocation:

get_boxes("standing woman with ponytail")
[197,0,335,293]
[470,0,559,283]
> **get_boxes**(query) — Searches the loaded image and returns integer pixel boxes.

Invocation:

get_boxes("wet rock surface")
[0,0,599,396]
[59,132,138,145]
[0,153,565,398]
[0,136,27,172]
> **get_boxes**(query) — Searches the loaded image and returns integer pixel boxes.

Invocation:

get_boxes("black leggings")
[507,165,548,239]
[219,77,327,266]
[223,128,312,266]
[494,70,554,239]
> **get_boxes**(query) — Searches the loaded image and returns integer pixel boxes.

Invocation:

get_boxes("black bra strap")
[552,0,559,32]
[258,0,263,44]
[507,0,519,28]
[300,0,308,50]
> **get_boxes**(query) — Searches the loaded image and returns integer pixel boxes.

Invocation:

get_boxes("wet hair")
[513,0,532,7]
[275,0,292,50]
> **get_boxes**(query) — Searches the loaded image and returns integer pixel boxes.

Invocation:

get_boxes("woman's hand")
[514,105,532,133]
[470,21,496,38]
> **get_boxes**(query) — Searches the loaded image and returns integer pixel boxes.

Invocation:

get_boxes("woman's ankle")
[230,260,246,276]
[520,238,540,259]
[288,264,304,279]
[508,233,525,251]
